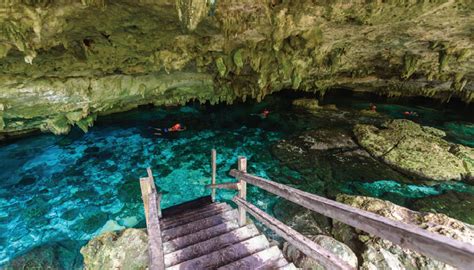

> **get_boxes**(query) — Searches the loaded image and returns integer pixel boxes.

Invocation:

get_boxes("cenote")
[0,91,473,268]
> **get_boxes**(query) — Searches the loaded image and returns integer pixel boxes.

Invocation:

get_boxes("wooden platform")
[159,200,296,270]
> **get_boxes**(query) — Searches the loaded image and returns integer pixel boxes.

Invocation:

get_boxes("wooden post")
[148,191,165,270]
[141,168,162,224]
[211,149,217,202]
[237,156,247,226]
[147,167,157,191]
[140,177,152,226]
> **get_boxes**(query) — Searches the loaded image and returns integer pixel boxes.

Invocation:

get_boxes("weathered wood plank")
[205,182,240,190]
[233,196,354,270]
[140,177,152,226]
[147,191,165,270]
[230,169,474,269]
[211,149,217,202]
[166,235,269,270]
[160,204,232,230]
[237,157,247,227]
[217,246,288,270]
[163,220,240,254]
[164,224,260,267]
[161,209,239,242]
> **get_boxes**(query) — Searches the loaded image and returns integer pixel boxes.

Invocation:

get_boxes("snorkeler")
[403,111,418,117]
[154,123,186,135]
[369,103,377,112]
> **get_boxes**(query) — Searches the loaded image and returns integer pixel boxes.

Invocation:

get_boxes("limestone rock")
[283,235,358,270]
[81,228,149,270]
[292,98,320,111]
[334,194,474,270]
[4,241,83,270]
[0,1,473,137]
[354,119,474,181]
[412,191,474,225]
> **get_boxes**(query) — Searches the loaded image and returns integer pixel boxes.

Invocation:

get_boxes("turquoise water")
[0,93,473,266]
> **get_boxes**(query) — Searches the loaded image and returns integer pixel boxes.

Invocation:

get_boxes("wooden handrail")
[233,196,355,270]
[140,169,165,270]
[229,169,474,269]
[211,149,217,202]
[205,182,240,190]
[147,191,165,270]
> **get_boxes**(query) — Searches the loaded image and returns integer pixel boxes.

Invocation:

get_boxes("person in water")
[261,109,270,118]
[154,123,186,135]
[403,111,418,117]
[369,103,377,112]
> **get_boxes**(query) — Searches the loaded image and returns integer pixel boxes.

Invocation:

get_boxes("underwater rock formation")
[80,228,149,270]
[271,125,412,193]
[3,241,83,270]
[0,0,473,136]
[354,119,474,182]
[334,194,474,270]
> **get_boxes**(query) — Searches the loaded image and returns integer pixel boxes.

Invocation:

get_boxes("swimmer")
[154,123,186,135]
[261,109,270,118]
[403,111,418,117]
[369,103,377,112]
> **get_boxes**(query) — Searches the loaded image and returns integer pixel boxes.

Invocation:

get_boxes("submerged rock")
[81,228,148,270]
[334,194,474,270]
[4,241,84,270]
[271,127,411,191]
[354,119,474,182]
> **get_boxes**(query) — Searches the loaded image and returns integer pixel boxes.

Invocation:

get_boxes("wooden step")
[166,235,270,270]
[162,202,227,222]
[278,263,298,270]
[161,203,232,230]
[165,224,260,267]
[163,220,240,254]
[217,246,288,270]
[162,209,238,242]
[161,196,213,218]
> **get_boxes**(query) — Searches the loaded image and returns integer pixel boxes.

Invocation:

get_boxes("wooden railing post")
[211,149,217,202]
[237,156,247,226]
[146,167,161,217]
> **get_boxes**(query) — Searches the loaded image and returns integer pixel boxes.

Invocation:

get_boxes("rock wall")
[0,0,473,136]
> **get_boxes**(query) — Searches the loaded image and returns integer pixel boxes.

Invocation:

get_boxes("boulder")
[283,235,358,270]
[81,228,148,270]
[292,98,321,111]
[334,194,474,270]
[354,119,474,181]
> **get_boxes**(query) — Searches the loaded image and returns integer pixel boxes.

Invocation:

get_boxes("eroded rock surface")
[283,235,358,270]
[80,228,148,270]
[354,119,474,181]
[0,0,473,136]
[334,194,474,270]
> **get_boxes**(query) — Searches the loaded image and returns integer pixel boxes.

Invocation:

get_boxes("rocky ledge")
[354,119,474,182]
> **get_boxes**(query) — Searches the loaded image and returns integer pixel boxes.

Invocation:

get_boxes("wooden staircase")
[139,151,474,270]
[159,200,296,269]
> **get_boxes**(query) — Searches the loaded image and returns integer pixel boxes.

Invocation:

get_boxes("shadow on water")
[0,90,473,267]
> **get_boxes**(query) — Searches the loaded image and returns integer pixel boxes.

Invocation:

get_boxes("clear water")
[0,93,473,267]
